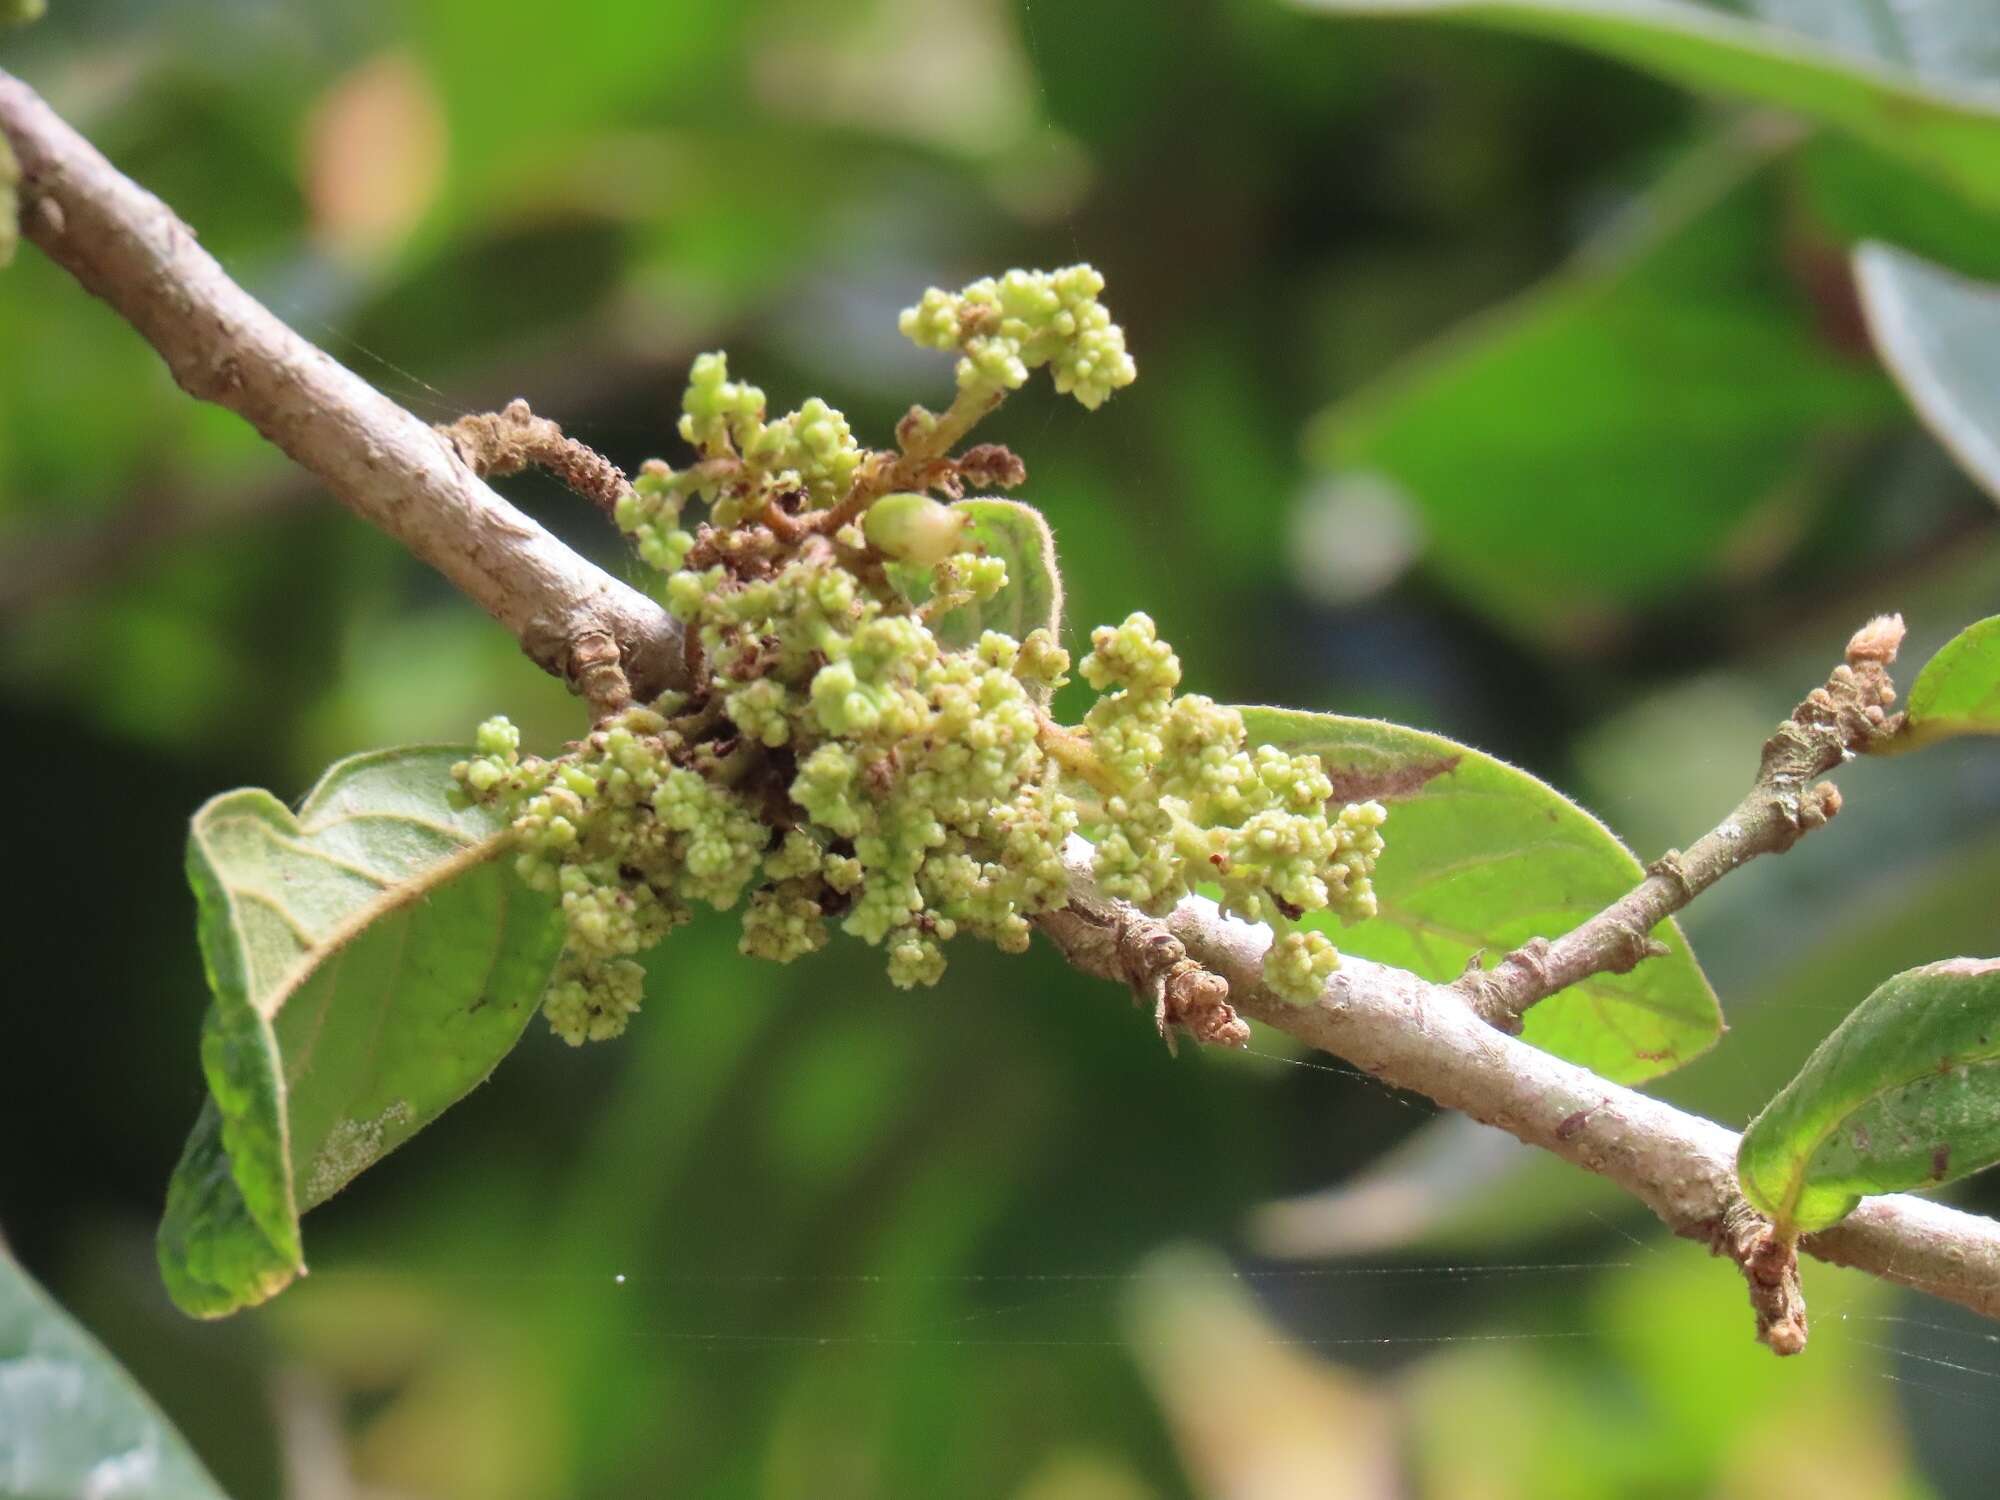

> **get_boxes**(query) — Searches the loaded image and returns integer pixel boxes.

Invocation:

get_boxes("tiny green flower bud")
[475,716,520,758]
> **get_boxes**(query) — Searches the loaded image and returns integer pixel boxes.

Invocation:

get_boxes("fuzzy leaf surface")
[1738,958,2000,1234]
[895,498,1063,659]
[157,747,564,1318]
[1238,708,1720,1083]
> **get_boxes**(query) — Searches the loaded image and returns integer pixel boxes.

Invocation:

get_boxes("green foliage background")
[7,0,2000,1495]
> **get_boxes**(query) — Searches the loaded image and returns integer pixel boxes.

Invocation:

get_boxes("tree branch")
[0,69,684,700]
[1038,839,2000,1353]
[1456,614,1906,1032]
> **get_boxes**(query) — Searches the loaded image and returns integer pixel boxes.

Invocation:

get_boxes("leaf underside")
[1737,957,2000,1235]
[1294,0,2000,206]
[157,747,565,1318]
[1237,708,1721,1085]
[1856,244,2000,516]
[0,1248,229,1498]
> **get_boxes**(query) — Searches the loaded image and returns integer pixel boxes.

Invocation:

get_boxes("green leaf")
[1305,128,1892,645]
[1737,958,2000,1235]
[0,1248,230,1499]
[894,497,1064,664]
[157,747,565,1319]
[1890,615,2000,750]
[1293,0,2000,207]
[1855,241,2000,508]
[1800,136,2000,285]
[1237,708,1720,1084]
[411,0,747,209]
[1252,1114,1632,1257]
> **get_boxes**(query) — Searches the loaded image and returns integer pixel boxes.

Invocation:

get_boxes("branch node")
[1454,937,1552,1033]
[1038,895,1247,1054]
[1646,849,1692,898]
[1112,914,1246,1053]
[1715,1199,1809,1356]
[1799,779,1841,833]
[438,399,630,515]
[568,628,633,723]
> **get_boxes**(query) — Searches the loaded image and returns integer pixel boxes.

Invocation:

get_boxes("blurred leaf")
[0,0,42,25]
[1,136,16,270]
[1737,956,2000,1235]
[754,0,1036,157]
[1593,1238,1913,1495]
[302,50,448,264]
[1404,1343,1652,1500]
[1251,1113,1631,1256]
[409,0,747,210]
[157,747,564,1318]
[1895,614,2000,749]
[1009,1452,1160,1500]
[1406,1237,1918,1499]
[297,604,582,775]
[897,498,1063,665]
[1238,708,1720,1083]
[1856,241,2000,507]
[1295,0,2000,205]
[1124,1247,1398,1499]
[1306,125,1892,645]
[0,1248,229,1499]
[1799,135,2000,283]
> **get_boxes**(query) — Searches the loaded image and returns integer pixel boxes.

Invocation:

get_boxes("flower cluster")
[675,351,863,514]
[455,268,1383,1044]
[1078,613,1386,1001]
[899,265,1138,410]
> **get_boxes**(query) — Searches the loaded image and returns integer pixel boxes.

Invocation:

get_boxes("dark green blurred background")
[7,1,2000,1495]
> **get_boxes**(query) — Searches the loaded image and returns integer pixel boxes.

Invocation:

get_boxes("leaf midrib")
[200,811,508,1023]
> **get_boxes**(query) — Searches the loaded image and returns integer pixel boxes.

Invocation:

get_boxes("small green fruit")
[864,492,968,565]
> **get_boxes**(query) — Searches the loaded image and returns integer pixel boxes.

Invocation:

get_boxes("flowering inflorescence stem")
[451,269,1385,1043]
